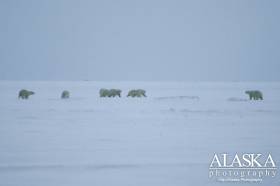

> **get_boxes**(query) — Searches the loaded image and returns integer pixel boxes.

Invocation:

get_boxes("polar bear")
[127,89,147,97]
[109,89,121,97]
[245,90,263,100]
[18,89,35,99]
[61,90,70,99]
[99,89,121,97]
[99,88,109,97]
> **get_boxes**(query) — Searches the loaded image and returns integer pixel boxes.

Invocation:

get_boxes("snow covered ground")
[0,81,279,186]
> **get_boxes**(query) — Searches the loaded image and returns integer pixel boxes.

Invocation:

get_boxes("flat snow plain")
[0,81,279,186]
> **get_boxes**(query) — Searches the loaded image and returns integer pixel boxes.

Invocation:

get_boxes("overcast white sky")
[0,0,279,81]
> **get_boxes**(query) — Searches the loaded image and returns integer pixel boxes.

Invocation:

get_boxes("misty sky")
[0,0,279,81]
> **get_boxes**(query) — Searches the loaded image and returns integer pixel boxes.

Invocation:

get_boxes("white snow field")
[0,81,279,186]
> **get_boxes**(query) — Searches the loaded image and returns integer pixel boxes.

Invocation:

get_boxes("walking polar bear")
[245,90,263,100]
[99,89,121,97]
[18,89,35,99]
[61,90,70,99]
[127,89,147,97]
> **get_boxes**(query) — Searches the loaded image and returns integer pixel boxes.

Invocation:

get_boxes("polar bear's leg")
[249,93,253,100]
[254,93,257,100]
